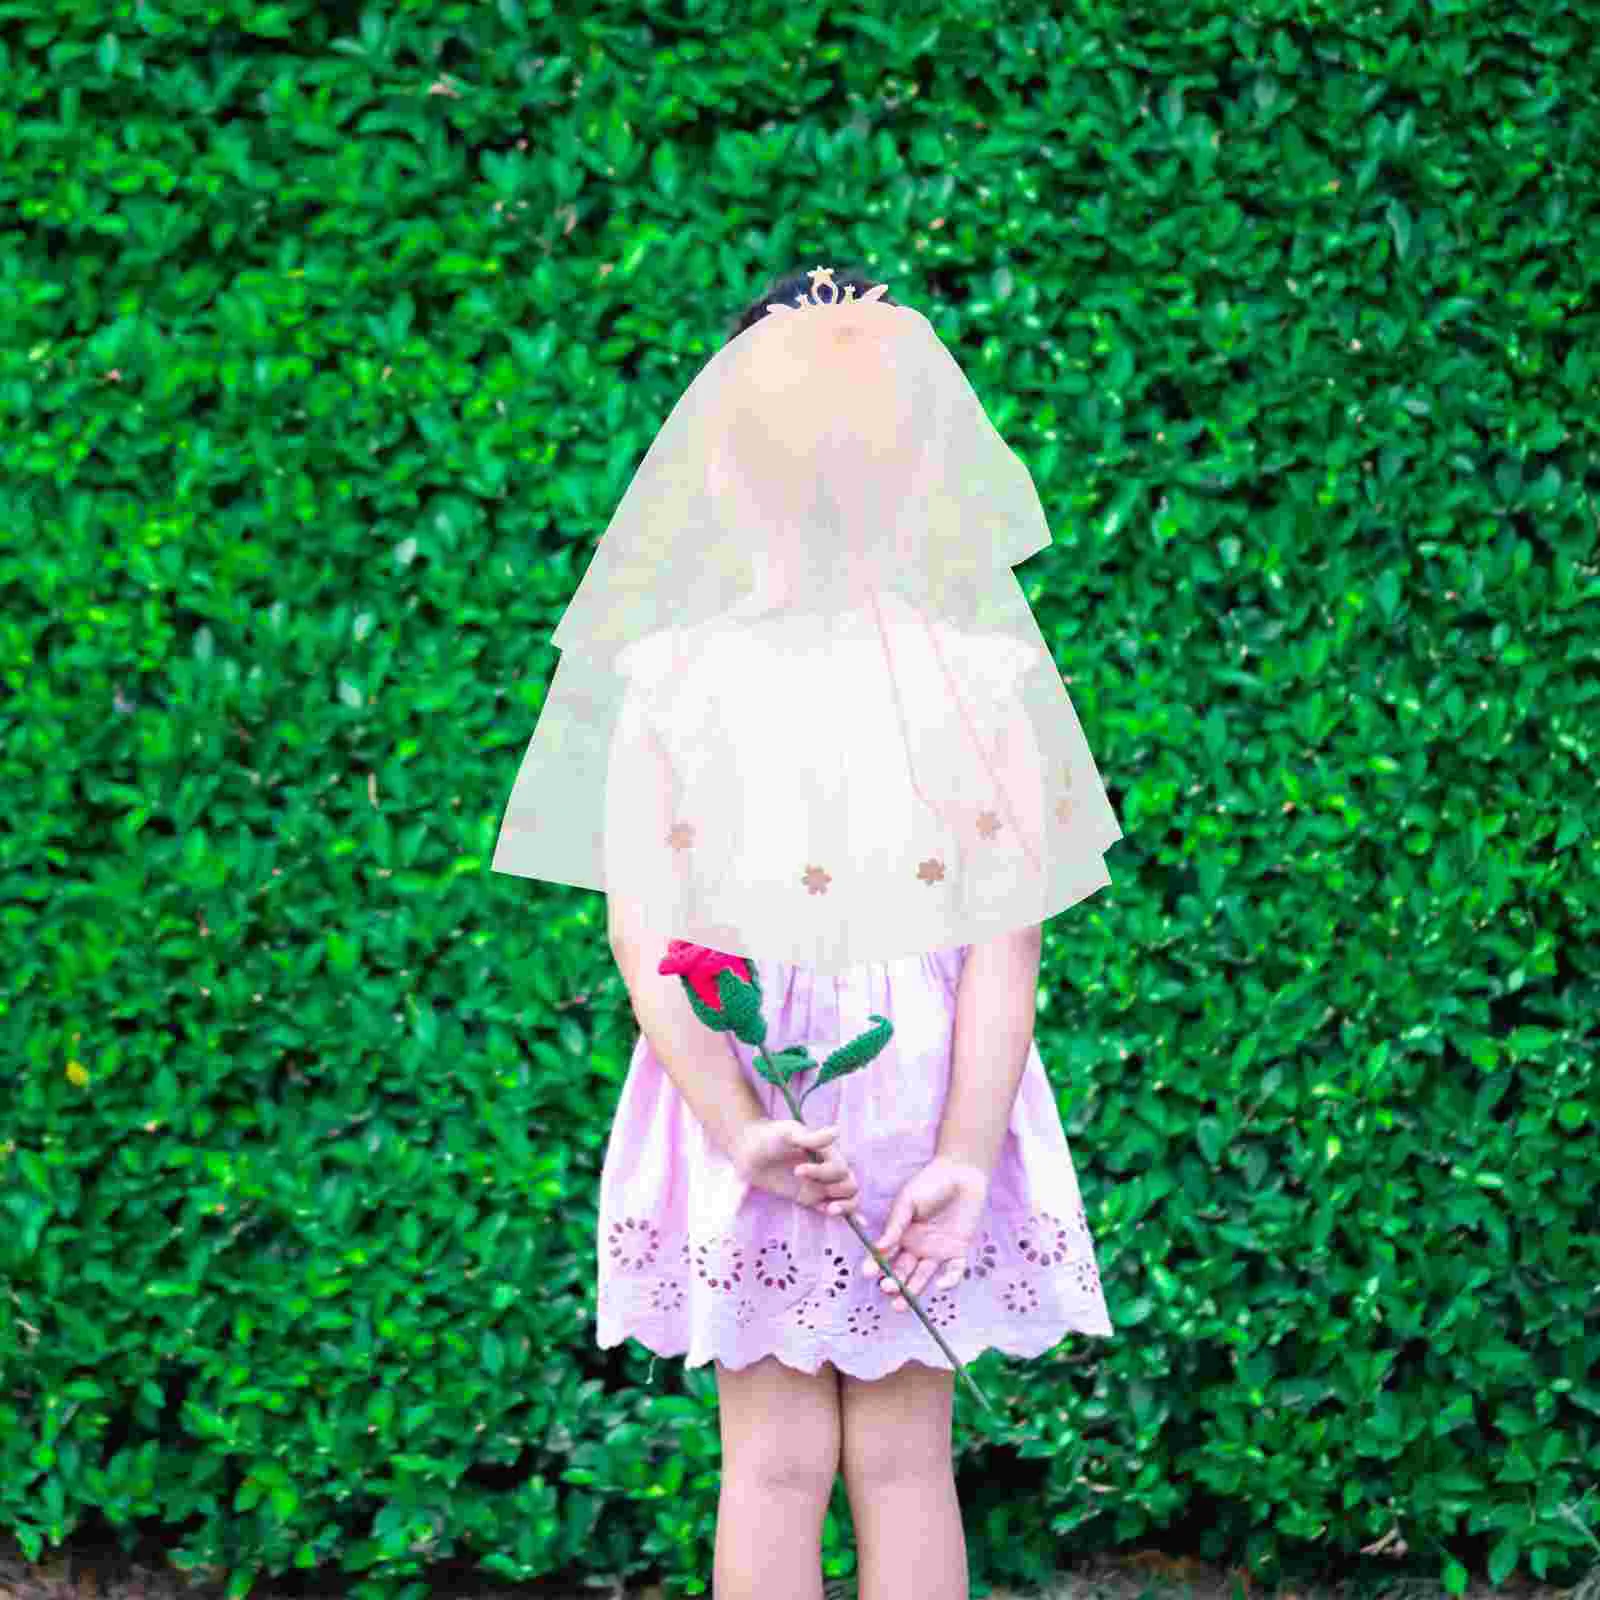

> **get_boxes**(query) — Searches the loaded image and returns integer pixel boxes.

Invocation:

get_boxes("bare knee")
[840,1360,954,1487]
[716,1356,842,1498]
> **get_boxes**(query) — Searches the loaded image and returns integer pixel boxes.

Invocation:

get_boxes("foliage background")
[2,1,1597,1598]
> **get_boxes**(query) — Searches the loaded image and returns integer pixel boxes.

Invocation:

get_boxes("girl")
[588,270,1117,1600]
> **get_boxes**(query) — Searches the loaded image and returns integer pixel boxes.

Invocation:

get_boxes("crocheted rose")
[659,940,754,1008]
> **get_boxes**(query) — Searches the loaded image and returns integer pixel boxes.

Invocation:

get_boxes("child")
[579,269,1119,1600]
[601,901,1110,1600]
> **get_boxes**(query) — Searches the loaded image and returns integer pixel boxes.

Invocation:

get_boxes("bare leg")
[713,1356,841,1600]
[847,1461,967,1600]
[839,1361,966,1600]
[714,1470,831,1600]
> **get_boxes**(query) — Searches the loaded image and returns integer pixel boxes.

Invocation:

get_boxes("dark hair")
[723,265,899,346]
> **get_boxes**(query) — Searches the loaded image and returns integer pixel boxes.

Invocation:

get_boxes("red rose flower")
[657,940,754,1012]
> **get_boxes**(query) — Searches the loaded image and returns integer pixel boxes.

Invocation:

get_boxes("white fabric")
[492,268,1122,970]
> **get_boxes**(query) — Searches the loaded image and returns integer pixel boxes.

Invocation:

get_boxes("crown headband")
[765,264,890,316]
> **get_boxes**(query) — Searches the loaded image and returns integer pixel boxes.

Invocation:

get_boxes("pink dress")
[595,941,1112,1379]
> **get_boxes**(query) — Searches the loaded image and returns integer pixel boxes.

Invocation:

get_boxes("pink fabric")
[596,942,1113,1379]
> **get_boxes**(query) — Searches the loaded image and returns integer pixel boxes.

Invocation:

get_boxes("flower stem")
[754,1044,997,1418]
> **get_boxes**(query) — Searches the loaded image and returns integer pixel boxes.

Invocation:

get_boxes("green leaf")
[797,1015,894,1111]
[245,6,293,36]
[715,965,767,1045]
[1488,1534,1520,1585]
[754,1045,815,1089]
[651,142,681,199]
[680,981,730,1033]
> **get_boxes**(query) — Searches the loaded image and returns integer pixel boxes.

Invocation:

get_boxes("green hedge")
[2,2,1597,1598]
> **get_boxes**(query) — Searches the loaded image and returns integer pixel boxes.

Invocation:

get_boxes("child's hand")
[859,1156,990,1310]
[733,1119,867,1223]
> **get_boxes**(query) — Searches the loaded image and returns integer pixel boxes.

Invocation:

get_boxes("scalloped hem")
[597,1319,1113,1383]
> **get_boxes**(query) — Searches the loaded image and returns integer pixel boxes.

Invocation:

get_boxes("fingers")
[862,1250,966,1308]
[787,1124,838,1149]
[888,1250,921,1297]
[816,1164,862,1206]
[891,1263,964,1309]
[792,1149,862,1217]
[861,1245,914,1285]
[872,1210,901,1257]
[793,1150,851,1181]
[878,1261,964,1309]
[894,1263,927,1300]
[810,1155,853,1183]
[786,1126,868,1222]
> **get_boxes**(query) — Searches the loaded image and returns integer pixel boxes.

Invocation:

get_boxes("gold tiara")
[765,264,890,315]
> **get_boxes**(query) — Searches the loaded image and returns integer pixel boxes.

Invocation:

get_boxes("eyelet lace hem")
[597,1204,1112,1380]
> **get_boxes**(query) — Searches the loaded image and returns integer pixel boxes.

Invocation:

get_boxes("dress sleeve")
[604,637,693,921]
[922,625,1058,902]
[975,639,1050,882]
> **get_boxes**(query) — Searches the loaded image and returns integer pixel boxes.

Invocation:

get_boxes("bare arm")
[602,668,767,1164]
[609,897,769,1167]
[935,922,1043,1180]
[935,665,1051,1178]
